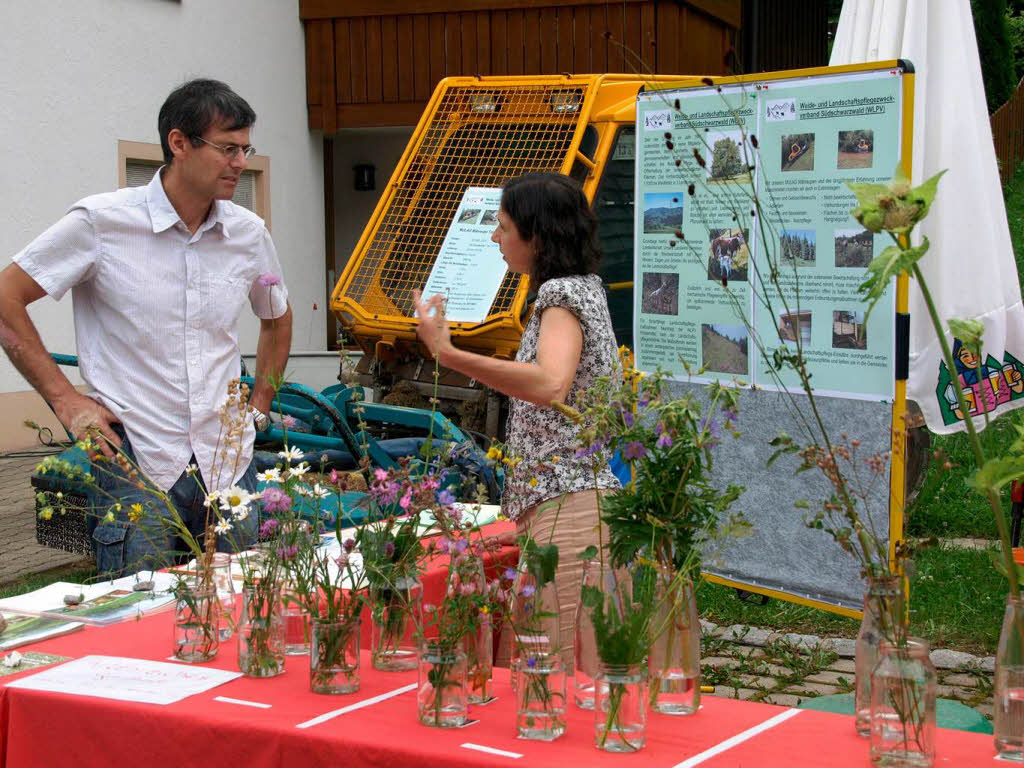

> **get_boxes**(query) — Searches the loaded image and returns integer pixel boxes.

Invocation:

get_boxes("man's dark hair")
[158,79,256,164]
[500,172,601,289]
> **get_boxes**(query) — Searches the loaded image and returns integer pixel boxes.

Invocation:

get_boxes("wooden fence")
[992,76,1024,183]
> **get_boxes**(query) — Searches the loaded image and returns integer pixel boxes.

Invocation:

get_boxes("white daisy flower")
[203,491,221,509]
[219,486,253,516]
[214,518,233,535]
[311,483,331,499]
[295,485,313,497]
[277,445,304,462]
[256,467,282,483]
[232,506,250,521]
[288,462,311,478]
[185,463,199,477]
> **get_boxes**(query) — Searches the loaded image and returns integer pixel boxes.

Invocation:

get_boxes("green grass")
[0,562,96,601]
[699,544,1008,656]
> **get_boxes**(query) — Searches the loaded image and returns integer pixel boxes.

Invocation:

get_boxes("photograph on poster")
[837,130,874,169]
[641,272,679,315]
[642,192,683,234]
[781,132,815,171]
[705,130,753,184]
[832,310,867,349]
[458,208,481,224]
[480,209,498,226]
[707,228,750,282]
[779,310,813,344]
[701,323,749,375]
[780,229,817,267]
[834,228,874,268]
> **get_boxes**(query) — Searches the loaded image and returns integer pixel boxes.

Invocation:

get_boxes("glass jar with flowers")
[506,537,567,741]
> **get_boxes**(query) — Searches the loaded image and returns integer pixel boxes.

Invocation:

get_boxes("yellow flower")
[528,477,538,488]
[39,507,53,521]
[551,456,560,464]
[102,510,116,523]
[480,606,490,614]
[486,446,503,462]
[128,503,143,523]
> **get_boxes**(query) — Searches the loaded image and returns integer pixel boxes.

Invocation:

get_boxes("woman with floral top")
[414,171,621,665]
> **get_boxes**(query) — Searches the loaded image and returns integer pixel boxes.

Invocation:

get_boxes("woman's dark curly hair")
[500,172,601,289]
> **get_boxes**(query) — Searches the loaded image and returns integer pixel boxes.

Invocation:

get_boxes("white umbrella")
[831,0,1024,433]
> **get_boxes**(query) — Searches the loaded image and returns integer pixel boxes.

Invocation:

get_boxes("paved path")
[0,453,91,585]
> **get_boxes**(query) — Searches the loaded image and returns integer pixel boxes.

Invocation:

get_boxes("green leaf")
[969,455,1024,495]
[948,318,985,360]
[905,169,947,221]
[846,180,891,208]
[858,239,930,321]
[577,545,599,561]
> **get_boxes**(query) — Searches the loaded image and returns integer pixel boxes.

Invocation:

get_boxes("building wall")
[0,0,325,450]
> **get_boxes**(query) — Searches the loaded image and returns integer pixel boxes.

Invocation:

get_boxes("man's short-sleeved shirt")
[13,170,289,492]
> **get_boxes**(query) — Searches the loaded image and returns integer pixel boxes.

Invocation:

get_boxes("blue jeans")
[91,427,259,575]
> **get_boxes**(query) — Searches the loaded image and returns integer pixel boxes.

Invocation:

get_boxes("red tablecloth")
[0,526,995,767]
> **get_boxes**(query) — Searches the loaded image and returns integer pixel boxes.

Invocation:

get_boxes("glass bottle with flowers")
[357,466,429,672]
[563,368,747,717]
[504,535,568,741]
[290,523,369,694]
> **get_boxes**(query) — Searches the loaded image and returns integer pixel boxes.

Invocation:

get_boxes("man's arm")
[0,263,121,454]
[249,304,293,414]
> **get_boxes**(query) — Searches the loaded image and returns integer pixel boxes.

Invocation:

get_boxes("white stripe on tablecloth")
[214,696,272,709]
[295,683,417,729]
[460,743,523,759]
[671,708,803,767]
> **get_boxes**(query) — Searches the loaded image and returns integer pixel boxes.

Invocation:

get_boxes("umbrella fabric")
[831,0,1024,433]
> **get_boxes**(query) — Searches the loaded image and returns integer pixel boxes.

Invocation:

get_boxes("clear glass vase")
[869,638,936,768]
[466,611,494,704]
[648,570,700,715]
[856,575,903,737]
[417,642,468,727]
[209,552,236,642]
[371,576,422,672]
[595,663,648,753]
[995,595,1024,761]
[281,584,311,656]
[173,584,219,663]
[510,569,561,660]
[237,584,286,678]
[310,616,361,694]
[515,652,568,741]
[574,559,598,710]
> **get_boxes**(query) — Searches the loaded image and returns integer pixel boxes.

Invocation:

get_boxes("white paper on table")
[104,571,180,594]
[5,655,242,705]
[0,582,113,616]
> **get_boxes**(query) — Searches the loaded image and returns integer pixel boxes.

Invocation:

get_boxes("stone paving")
[0,453,91,585]
[699,620,995,720]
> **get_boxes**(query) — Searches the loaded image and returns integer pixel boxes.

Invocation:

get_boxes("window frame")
[117,140,272,229]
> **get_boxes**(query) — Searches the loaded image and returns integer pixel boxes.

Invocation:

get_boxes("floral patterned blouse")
[503,274,622,521]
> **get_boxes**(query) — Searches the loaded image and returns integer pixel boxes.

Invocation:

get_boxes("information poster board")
[633,64,911,612]
[635,68,904,401]
[421,187,507,323]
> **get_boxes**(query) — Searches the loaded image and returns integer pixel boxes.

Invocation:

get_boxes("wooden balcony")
[300,0,742,130]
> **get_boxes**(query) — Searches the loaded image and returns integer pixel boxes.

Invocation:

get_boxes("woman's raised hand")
[412,289,451,359]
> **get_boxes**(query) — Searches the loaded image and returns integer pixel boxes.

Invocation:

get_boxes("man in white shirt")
[0,79,293,574]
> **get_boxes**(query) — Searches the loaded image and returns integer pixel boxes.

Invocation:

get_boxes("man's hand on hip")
[52,392,122,457]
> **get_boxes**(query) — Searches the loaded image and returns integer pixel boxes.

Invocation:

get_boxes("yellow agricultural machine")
[331,74,666,436]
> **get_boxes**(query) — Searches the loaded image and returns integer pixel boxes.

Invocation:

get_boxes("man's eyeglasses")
[194,136,256,160]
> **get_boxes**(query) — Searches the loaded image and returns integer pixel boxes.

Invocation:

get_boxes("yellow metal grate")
[342,82,589,324]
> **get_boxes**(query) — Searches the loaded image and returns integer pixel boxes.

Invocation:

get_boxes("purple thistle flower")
[334,553,350,568]
[622,410,634,428]
[261,487,291,514]
[454,539,469,554]
[383,541,396,557]
[343,537,356,553]
[282,414,297,429]
[723,408,739,424]
[436,538,451,554]
[437,489,456,506]
[276,544,298,561]
[259,518,279,538]
[519,584,536,598]
[258,272,282,287]
[657,432,674,449]
[623,441,648,461]
[503,567,516,581]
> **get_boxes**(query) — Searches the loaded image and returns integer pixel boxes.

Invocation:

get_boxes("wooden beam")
[333,102,428,127]
[300,0,739,28]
